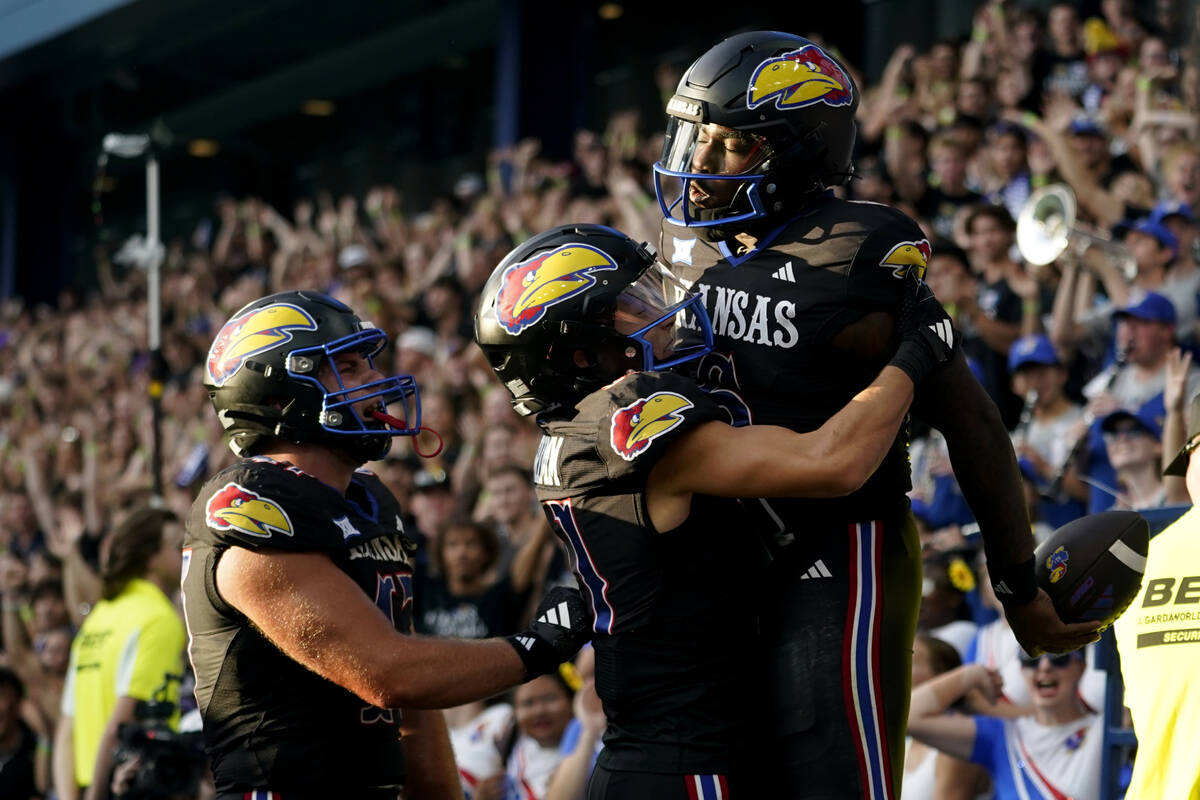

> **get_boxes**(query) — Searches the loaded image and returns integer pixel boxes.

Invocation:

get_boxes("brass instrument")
[1016,184,1137,281]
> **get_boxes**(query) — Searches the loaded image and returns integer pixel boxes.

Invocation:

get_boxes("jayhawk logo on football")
[610,392,694,461]
[879,239,932,280]
[205,482,294,538]
[747,44,854,111]
[206,303,317,386]
[495,243,619,335]
[1046,546,1070,584]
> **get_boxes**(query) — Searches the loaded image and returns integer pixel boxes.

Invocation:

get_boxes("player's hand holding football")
[507,586,593,679]
[1005,589,1102,656]
[890,281,957,385]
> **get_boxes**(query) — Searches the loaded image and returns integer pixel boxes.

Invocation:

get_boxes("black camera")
[112,676,205,800]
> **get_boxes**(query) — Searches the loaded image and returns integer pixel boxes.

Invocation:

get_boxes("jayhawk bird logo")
[747,44,854,111]
[206,303,317,386]
[610,392,694,461]
[879,239,932,280]
[205,482,294,538]
[495,243,619,335]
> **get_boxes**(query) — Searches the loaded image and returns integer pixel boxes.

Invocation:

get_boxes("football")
[1034,510,1150,625]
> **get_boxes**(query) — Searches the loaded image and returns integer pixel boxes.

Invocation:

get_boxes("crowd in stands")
[0,1,1198,797]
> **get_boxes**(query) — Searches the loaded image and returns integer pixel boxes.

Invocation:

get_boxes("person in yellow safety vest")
[1115,390,1200,800]
[53,505,187,800]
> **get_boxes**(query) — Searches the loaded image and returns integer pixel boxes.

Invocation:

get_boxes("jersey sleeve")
[846,209,930,309]
[590,371,724,481]
[191,462,333,552]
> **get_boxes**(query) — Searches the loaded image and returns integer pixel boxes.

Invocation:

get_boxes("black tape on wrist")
[990,556,1038,606]
[505,634,550,681]
[888,341,929,385]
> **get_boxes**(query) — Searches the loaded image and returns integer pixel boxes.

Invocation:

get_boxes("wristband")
[1021,111,1039,128]
[990,556,1038,606]
[1022,298,1039,316]
[505,633,559,680]
[889,339,937,385]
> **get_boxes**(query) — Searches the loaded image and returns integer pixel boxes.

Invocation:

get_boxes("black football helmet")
[204,290,420,462]
[653,31,859,232]
[474,224,713,416]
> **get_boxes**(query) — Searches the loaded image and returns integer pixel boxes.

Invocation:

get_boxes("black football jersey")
[534,371,762,774]
[183,457,415,796]
[659,196,930,531]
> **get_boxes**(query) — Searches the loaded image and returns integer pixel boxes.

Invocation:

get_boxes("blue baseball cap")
[1150,201,1195,225]
[1126,219,1180,256]
[1068,115,1107,138]
[1100,407,1163,439]
[1114,291,1176,324]
[1008,335,1061,373]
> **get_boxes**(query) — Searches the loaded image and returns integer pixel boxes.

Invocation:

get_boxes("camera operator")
[54,505,187,800]
[105,677,205,800]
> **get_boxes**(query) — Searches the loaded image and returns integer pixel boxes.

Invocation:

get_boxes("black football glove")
[889,281,958,385]
[506,586,592,680]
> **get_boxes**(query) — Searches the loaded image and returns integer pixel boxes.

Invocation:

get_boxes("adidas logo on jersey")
[771,262,796,282]
[537,601,572,629]
[994,581,1013,595]
[514,636,536,650]
[929,319,953,347]
[799,559,833,580]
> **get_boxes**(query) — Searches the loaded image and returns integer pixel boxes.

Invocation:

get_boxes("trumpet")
[1016,184,1137,281]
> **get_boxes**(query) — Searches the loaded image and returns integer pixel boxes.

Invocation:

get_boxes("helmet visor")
[613,261,712,370]
[654,118,773,228]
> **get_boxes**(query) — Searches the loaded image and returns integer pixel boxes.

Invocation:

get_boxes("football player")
[652,31,1100,798]
[473,224,954,799]
[184,290,591,799]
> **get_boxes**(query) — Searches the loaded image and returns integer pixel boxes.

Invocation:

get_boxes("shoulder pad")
[192,460,328,551]
[592,372,722,477]
[852,205,930,281]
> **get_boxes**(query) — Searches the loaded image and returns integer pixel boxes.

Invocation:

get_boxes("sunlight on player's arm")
[216,547,525,709]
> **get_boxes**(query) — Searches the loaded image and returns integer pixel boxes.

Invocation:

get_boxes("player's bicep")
[653,421,855,499]
[216,546,399,705]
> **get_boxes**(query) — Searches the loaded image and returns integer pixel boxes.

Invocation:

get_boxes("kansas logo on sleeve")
[879,239,932,280]
[495,243,619,335]
[610,391,694,461]
[747,44,853,111]
[205,482,294,538]
[206,303,318,386]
